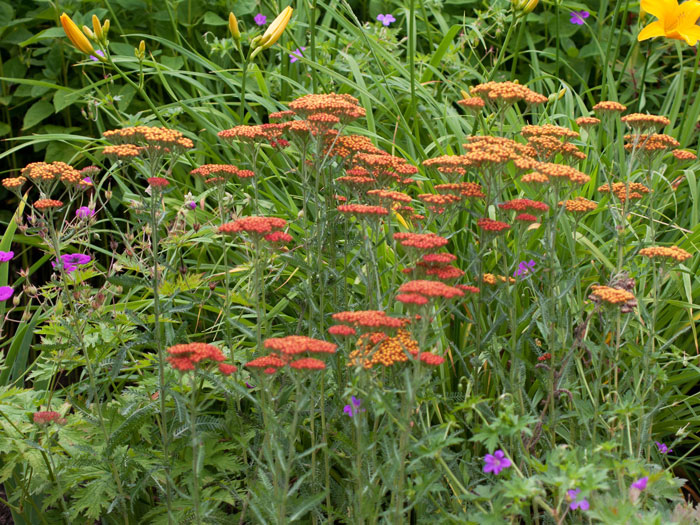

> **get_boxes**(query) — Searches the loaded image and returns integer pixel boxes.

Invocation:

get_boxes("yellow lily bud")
[229,12,241,40]
[512,0,538,14]
[135,40,146,60]
[102,19,110,38]
[257,6,293,49]
[92,15,103,41]
[523,0,539,13]
[82,25,95,40]
[460,89,470,99]
[60,13,94,55]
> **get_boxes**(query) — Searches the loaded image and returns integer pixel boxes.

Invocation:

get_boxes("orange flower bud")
[60,13,94,55]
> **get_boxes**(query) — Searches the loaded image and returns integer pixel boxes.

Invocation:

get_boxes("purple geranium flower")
[52,253,92,273]
[569,11,590,25]
[513,259,536,278]
[567,489,590,511]
[0,286,13,301]
[290,47,306,63]
[75,206,95,219]
[376,13,396,26]
[0,251,14,262]
[631,477,648,491]
[343,396,364,417]
[655,441,672,454]
[254,13,267,26]
[483,450,511,475]
[186,201,197,210]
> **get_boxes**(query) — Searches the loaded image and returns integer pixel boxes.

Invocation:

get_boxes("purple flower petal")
[0,286,13,301]
[254,13,267,26]
[75,206,95,219]
[568,489,590,511]
[655,441,671,454]
[377,13,395,26]
[631,476,648,491]
[289,47,306,63]
[483,449,511,475]
[569,11,590,25]
[0,251,14,262]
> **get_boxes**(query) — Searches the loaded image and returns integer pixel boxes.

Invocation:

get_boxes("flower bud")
[252,6,293,56]
[102,19,110,38]
[82,25,95,40]
[135,40,146,61]
[60,13,94,55]
[512,0,538,14]
[229,12,241,40]
[92,15,103,41]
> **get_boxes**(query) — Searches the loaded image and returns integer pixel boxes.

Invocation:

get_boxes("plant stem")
[149,189,174,523]
[190,371,202,524]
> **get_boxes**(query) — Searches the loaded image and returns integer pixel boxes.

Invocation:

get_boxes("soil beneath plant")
[0,488,12,525]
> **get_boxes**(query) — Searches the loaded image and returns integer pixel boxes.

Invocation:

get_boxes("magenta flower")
[655,441,672,454]
[631,477,648,491]
[567,489,590,511]
[569,11,590,25]
[0,251,14,262]
[254,13,267,26]
[0,286,13,302]
[52,253,92,273]
[343,396,364,417]
[483,450,511,475]
[82,177,93,185]
[290,47,306,63]
[75,206,95,219]
[376,13,396,26]
[186,201,197,210]
[513,259,535,278]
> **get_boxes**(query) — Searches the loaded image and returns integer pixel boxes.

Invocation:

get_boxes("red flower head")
[148,177,170,188]
[328,325,357,336]
[290,357,326,370]
[218,363,238,375]
[219,216,287,236]
[264,335,337,355]
[477,218,511,232]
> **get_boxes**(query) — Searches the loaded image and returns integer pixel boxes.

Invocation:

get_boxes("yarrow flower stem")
[189,369,202,524]
[149,187,175,522]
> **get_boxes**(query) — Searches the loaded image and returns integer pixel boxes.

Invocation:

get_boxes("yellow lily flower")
[60,13,94,55]
[637,0,700,45]
[257,6,293,49]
